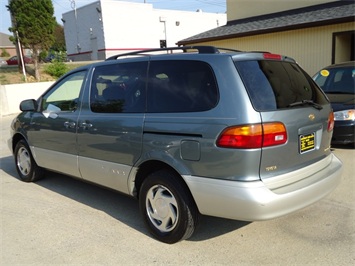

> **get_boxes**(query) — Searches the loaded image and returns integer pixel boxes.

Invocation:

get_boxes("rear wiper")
[288,100,323,110]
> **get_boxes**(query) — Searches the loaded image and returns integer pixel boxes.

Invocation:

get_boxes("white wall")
[102,2,157,51]
[63,0,226,61]
[153,9,225,47]
[0,82,54,116]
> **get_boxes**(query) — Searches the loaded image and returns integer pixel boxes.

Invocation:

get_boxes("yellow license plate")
[299,133,315,154]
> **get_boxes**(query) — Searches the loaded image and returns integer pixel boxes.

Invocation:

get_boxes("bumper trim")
[183,153,342,221]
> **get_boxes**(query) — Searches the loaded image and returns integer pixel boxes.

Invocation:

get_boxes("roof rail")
[215,47,241,53]
[105,46,238,60]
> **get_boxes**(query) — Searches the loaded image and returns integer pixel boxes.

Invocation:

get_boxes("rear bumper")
[183,153,342,221]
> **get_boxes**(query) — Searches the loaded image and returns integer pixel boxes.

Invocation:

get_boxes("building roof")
[177,1,355,45]
[0,32,14,47]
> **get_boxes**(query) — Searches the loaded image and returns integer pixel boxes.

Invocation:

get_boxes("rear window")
[235,60,328,111]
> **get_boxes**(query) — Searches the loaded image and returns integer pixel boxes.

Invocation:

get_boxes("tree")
[52,23,66,52]
[7,0,57,81]
[39,23,66,62]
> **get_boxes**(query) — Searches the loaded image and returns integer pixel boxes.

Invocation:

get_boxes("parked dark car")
[43,53,72,63]
[6,55,33,65]
[8,46,342,243]
[313,61,355,146]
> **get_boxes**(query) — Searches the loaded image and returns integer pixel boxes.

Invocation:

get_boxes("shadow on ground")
[1,155,249,242]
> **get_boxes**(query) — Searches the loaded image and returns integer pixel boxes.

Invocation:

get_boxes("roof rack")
[215,47,242,53]
[105,46,241,60]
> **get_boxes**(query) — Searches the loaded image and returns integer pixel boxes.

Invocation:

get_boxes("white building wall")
[153,9,225,48]
[62,0,226,61]
[102,2,157,52]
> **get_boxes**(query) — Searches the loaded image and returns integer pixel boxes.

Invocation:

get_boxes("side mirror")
[20,99,38,111]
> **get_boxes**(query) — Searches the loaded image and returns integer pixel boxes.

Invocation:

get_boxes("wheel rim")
[146,185,179,233]
[17,147,31,176]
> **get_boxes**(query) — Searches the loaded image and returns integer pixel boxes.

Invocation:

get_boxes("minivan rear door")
[234,59,333,181]
[76,60,148,193]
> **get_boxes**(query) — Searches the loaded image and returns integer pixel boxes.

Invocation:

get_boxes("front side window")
[90,62,148,113]
[147,60,218,113]
[235,60,328,111]
[41,70,86,112]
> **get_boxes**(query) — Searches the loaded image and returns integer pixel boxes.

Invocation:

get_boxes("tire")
[139,169,199,244]
[14,140,44,182]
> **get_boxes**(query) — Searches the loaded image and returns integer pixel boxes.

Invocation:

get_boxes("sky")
[0,0,226,35]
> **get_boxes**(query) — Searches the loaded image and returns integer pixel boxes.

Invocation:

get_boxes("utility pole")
[8,0,20,69]
[8,0,26,81]
[70,0,81,54]
[16,31,27,82]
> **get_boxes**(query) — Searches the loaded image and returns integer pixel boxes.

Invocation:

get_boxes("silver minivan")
[8,46,342,243]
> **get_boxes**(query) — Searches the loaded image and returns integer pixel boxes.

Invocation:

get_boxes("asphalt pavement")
[1,114,354,265]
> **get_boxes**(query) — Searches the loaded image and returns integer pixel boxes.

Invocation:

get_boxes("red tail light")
[263,53,282,60]
[327,112,334,132]
[217,122,287,149]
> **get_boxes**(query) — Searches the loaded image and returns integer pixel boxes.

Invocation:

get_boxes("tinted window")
[313,66,355,94]
[235,60,328,111]
[90,62,148,113]
[147,60,218,112]
[41,70,86,112]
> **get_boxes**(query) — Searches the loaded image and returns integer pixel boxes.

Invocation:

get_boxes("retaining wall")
[0,82,54,117]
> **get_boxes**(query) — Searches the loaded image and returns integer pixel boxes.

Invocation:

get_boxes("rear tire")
[14,140,44,182]
[139,169,199,244]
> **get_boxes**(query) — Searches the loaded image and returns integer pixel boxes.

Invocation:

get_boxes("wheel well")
[134,160,193,202]
[11,133,25,152]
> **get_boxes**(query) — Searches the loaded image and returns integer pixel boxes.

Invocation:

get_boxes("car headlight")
[334,110,355,121]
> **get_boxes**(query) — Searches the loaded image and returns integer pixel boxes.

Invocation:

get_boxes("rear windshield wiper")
[288,100,323,110]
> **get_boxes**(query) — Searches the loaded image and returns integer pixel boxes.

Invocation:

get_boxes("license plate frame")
[299,132,315,154]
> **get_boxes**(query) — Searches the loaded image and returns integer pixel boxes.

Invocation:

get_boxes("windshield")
[234,60,328,111]
[313,66,355,94]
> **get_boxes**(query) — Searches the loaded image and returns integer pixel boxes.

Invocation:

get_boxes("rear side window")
[90,61,148,113]
[147,60,218,112]
[235,60,328,111]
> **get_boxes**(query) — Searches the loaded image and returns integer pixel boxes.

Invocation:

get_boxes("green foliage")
[51,24,66,52]
[7,0,57,80]
[43,50,70,63]
[39,50,48,62]
[44,61,69,79]
[0,48,10,57]
[7,0,56,51]
[52,51,69,62]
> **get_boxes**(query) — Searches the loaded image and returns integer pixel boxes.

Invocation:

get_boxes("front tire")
[14,140,44,182]
[139,169,199,244]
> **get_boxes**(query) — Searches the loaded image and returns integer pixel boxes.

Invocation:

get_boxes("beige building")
[177,0,355,75]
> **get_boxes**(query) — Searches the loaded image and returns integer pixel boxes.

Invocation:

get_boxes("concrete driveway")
[1,114,354,265]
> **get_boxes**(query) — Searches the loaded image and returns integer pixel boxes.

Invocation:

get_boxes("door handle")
[64,121,76,129]
[79,122,93,130]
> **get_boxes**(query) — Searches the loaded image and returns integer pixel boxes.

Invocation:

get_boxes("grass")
[0,62,89,85]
